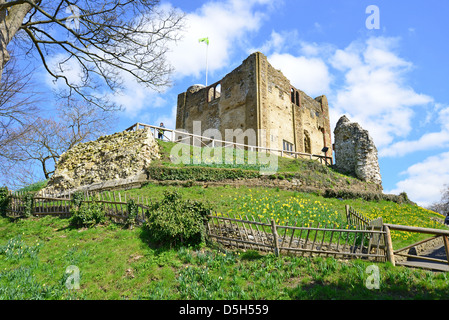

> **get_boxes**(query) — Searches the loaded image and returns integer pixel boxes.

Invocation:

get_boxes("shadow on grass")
[240,249,265,261]
[287,273,449,300]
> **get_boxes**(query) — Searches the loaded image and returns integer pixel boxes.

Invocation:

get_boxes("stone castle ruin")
[176,52,333,160]
[333,115,382,186]
[44,128,160,194]
[44,52,382,194]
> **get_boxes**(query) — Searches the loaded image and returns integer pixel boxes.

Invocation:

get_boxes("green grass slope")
[147,141,409,203]
[2,140,448,300]
[1,192,448,300]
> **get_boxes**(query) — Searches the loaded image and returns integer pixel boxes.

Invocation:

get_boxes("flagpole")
[199,37,209,86]
[205,38,209,86]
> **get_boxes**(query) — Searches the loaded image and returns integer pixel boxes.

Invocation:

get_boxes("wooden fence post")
[270,219,279,257]
[384,225,395,266]
[369,217,383,246]
[442,236,449,267]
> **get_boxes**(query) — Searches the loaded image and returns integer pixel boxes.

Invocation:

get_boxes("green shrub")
[398,192,411,204]
[21,192,34,218]
[71,191,85,210]
[18,180,47,193]
[70,202,106,228]
[145,190,211,246]
[0,187,10,217]
[125,199,138,229]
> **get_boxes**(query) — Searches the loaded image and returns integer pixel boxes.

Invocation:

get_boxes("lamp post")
[321,147,329,165]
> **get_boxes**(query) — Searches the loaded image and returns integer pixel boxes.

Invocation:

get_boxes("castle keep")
[42,53,382,195]
[176,52,333,160]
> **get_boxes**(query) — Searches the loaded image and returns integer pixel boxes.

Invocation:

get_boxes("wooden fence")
[383,224,449,271]
[5,191,390,262]
[5,190,151,225]
[6,191,72,217]
[345,205,371,229]
[12,191,449,269]
[207,213,388,262]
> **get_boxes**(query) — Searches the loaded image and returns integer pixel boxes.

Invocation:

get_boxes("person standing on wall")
[157,122,165,140]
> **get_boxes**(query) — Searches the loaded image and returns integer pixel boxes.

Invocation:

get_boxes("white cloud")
[328,37,433,149]
[268,52,332,97]
[113,0,272,117]
[380,105,449,157]
[248,30,291,55]
[107,69,172,118]
[386,151,449,207]
[249,31,334,97]
[166,0,271,82]
[380,132,449,158]
[45,53,84,89]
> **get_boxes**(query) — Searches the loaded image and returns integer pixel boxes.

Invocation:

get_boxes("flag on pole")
[199,37,209,45]
[199,37,209,86]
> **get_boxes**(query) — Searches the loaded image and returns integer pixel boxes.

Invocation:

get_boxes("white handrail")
[125,122,333,163]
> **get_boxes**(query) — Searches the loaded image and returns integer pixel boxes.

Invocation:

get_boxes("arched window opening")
[215,83,221,99]
[207,83,222,102]
[207,87,214,102]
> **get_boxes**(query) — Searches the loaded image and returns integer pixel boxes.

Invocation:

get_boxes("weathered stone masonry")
[333,115,382,187]
[176,52,333,159]
[43,128,160,194]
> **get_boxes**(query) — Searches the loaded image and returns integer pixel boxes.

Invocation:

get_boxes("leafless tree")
[8,98,116,181]
[0,0,184,110]
[0,54,39,147]
[0,0,184,188]
[0,52,41,187]
[428,185,449,216]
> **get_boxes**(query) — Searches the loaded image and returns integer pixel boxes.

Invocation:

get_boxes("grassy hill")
[1,140,448,300]
[1,183,448,300]
[146,141,407,202]
[122,183,445,249]
[0,185,449,300]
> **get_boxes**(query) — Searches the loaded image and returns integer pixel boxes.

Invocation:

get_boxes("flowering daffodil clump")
[224,189,349,229]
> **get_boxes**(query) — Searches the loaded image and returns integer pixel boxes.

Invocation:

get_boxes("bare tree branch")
[0,1,184,187]
[2,97,117,184]
[1,0,184,110]
[428,184,449,216]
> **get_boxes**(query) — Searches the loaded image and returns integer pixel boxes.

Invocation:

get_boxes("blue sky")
[37,0,449,206]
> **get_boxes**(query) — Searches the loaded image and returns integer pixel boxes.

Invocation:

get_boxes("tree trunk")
[0,1,34,79]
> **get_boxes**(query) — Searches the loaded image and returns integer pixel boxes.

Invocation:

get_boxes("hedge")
[145,166,261,182]
[322,188,414,205]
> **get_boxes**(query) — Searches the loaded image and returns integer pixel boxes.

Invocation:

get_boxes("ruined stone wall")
[333,116,382,186]
[258,53,333,157]
[176,52,333,157]
[176,53,258,144]
[262,55,295,150]
[43,128,160,194]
